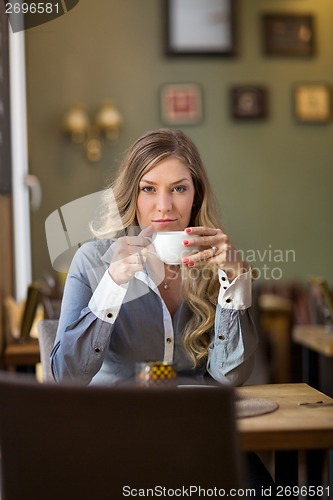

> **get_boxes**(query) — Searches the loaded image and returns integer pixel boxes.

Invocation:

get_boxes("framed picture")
[262,13,315,56]
[294,83,331,123]
[165,0,236,56]
[231,86,268,120]
[160,83,203,125]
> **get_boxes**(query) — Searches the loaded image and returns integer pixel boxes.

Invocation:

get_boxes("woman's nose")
[156,192,172,212]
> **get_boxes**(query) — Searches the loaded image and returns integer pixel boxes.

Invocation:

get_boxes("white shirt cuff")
[217,268,252,310]
[88,270,128,324]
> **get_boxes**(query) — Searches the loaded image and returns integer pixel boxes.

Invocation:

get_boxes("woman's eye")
[173,186,186,193]
[142,186,154,192]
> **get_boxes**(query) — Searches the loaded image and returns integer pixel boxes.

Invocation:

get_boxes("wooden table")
[4,339,40,369]
[237,383,333,496]
[293,325,333,357]
[292,325,333,389]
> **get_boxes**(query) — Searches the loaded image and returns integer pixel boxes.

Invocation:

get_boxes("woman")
[50,128,257,386]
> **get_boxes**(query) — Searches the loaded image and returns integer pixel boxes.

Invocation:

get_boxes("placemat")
[236,396,279,418]
[177,384,279,418]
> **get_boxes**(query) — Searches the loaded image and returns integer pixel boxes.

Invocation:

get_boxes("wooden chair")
[0,297,40,371]
[37,319,58,382]
[0,373,243,500]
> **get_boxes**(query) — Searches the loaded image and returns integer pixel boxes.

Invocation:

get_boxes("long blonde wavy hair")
[91,129,222,367]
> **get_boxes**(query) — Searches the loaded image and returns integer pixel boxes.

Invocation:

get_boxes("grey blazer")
[50,240,257,386]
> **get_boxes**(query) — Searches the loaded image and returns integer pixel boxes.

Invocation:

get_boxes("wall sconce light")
[63,101,123,162]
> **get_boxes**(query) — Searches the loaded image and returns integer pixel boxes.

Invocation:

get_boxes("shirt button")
[221,277,226,281]
[223,286,228,290]
[166,337,172,344]
[225,298,232,303]
[218,334,225,340]
[94,346,101,353]
[106,312,113,318]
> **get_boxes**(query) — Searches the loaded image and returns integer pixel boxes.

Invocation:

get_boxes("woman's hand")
[108,226,154,285]
[181,226,248,279]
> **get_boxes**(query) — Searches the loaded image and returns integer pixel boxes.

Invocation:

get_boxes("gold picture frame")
[294,83,331,123]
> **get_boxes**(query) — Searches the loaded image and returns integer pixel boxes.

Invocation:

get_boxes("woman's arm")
[50,275,115,384]
[207,269,258,386]
[50,241,126,384]
[180,226,257,385]
[51,228,154,384]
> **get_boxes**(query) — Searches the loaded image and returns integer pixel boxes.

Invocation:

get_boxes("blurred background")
[23,0,333,283]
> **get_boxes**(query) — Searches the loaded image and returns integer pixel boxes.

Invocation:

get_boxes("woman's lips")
[152,219,177,227]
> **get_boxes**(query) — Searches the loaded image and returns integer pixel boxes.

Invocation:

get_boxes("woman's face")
[136,157,195,232]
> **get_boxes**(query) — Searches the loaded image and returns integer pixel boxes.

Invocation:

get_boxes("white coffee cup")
[149,231,200,265]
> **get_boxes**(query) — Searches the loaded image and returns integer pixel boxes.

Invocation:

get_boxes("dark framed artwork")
[231,86,268,120]
[160,83,203,126]
[165,0,237,56]
[293,83,331,123]
[262,13,315,56]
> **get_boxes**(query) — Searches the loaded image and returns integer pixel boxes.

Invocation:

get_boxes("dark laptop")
[0,375,244,499]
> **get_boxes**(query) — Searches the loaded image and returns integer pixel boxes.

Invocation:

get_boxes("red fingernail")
[183,240,189,246]
[185,228,192,233]
[188,262,194,267]
[182,257,189,264]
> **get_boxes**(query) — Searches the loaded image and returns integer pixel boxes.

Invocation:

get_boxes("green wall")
[25,0,333,284]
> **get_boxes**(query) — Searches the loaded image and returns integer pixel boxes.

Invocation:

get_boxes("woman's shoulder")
[70,239,114,272]
[65,239,114,290]
[79,238,113,255]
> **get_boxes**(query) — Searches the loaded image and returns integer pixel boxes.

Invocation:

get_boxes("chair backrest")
[0,373,243,500]
[37,319,58,382]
